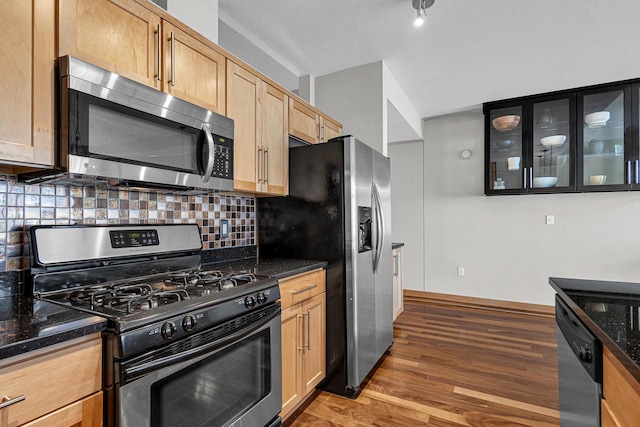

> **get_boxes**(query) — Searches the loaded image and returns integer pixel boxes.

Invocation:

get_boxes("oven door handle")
[122,307,280,383]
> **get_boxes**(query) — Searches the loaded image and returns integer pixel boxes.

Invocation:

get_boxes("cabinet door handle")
[265,147,270,184]
[168,32,175,86]
[628,161,632,184]
[0,395,25,410]
[297,313,304,352]
[529,167,533,189]
[257,146,263,183]
[291,284,317,295]
[393,254,399,277]
[305,310,311,351]
[317,122,321,141]
[523,167,527,189]
[635,160,639,185]
[155,24,161,81]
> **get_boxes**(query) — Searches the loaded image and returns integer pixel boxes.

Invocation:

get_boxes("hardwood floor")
[285,300,559,426]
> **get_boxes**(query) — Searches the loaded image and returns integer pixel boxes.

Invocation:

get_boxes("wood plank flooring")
[285,300,559,426]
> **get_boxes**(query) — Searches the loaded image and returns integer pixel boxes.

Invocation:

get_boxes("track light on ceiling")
[412,0,435,27]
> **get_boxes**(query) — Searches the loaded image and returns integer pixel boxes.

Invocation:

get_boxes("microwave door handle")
[200,124,215,183]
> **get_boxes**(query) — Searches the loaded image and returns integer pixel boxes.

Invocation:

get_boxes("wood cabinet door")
[392,247,404,320]
[227,61,260,193]
[262,83,288,195]
[289,99,319,144]
[0,0,55,167]
[280,304,303,418]
[302,293,326,395]
[162,21,225,114]
[321,116,342,142]
[59,0,161,89]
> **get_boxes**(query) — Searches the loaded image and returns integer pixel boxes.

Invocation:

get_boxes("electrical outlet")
[221,219,229,238]
[457,267,465,277]
[545,215,555,225]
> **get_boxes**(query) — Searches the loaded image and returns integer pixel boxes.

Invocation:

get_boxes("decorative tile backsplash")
[0,176,255,272]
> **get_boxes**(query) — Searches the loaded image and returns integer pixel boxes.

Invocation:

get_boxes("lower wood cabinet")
[602,346,640,427]
[0,333,103,426]
[392,246,404,321]
[279,269,326,419]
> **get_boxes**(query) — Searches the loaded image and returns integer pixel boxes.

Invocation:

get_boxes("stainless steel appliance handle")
[627,161,632,184]
[155,24,161,81]
[523,167,527,189]
[372,183,384,273]
[0,395,25,410]
[200,124,215,183]
[291,284,317,295]
[635,160,639,185]
[122,306,280,382]
[169,31,175,86]
[258,146,263,183]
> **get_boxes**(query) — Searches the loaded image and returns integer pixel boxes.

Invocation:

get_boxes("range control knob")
[244,296,256,308]
[182,315,197,331]
[161,321,177,339]
[257,292,267,304]
[578,347,592,362]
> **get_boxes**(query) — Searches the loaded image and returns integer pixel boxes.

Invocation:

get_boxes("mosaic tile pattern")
[0,176,256,272]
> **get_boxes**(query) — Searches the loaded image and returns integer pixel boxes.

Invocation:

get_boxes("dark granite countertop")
[392,242,404,249]
[550,277,640,384]
[0,297,107,361]
[203,257,327,279]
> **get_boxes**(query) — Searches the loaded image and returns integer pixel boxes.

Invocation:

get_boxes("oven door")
[116,305,281,427]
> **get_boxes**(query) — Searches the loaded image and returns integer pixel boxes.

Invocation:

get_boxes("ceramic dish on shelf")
[589,175,606,185]
[533,177,558,188]
[585,111,610,128]
[540,135,566,147]
[492,115,520,132]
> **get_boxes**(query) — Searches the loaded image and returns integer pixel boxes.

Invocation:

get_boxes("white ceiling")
[218,0,640,120]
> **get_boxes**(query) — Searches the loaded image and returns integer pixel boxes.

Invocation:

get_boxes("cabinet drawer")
[278,269,325,309]
[21,391,103,427]
[0,334,102,426]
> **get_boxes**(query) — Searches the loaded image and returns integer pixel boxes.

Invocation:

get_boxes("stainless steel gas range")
[29,224,282,427]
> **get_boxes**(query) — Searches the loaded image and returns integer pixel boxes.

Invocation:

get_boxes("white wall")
[421,111,640,306]
[383,63,422,144]
[218,21,299,91]
[166,0,218,44]
[388,140,425,291]
[315,62,384,154]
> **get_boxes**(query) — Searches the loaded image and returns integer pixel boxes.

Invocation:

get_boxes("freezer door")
[373,149,394,355]
[345,138,378,389]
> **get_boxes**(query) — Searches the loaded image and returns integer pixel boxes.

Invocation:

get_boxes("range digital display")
[109,229,159,248]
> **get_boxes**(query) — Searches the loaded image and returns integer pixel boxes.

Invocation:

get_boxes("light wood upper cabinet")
[59,0,225,114]
[0,0,55,168]
[289,99,342,144]
[289,99,320,144]
[59,0,161,89]
[227,60,287,195]
[162,21,225,114]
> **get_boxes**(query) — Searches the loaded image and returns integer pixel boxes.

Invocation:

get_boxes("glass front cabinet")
[485,95,576,195]
[484,79,640,195]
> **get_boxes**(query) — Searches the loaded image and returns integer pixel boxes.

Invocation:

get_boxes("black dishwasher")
[556,295,602,426]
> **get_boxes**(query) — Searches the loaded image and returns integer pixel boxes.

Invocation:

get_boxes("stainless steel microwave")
[22,56,234,192]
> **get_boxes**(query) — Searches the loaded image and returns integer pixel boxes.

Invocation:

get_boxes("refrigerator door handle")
[372,182,384,273]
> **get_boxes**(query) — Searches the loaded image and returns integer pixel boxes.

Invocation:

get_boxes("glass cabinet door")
[579,87,629,190]
[531,98,574,191]
[486,105,524,193]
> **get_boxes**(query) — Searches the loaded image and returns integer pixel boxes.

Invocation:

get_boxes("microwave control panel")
[212,135,233,179]
[110,229,159,248]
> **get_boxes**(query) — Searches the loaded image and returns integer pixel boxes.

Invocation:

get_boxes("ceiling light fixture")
[412,0,435,27]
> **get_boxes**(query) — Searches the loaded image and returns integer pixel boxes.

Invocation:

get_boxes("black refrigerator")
[258,136,393,397]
